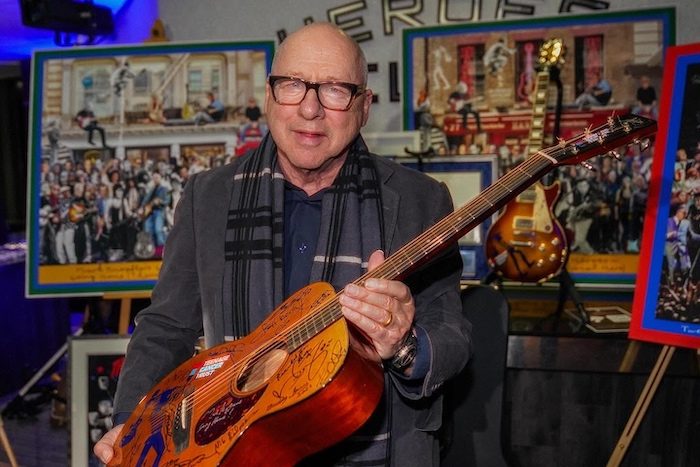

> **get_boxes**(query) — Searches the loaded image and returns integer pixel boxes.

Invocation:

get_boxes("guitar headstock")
[538,38,565,69]
[547,114,657,167]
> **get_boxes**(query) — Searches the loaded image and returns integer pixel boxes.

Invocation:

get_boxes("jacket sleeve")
[113,173,204,415]
[388,181,472,400]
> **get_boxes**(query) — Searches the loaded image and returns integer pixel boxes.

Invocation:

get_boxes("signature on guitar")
[108,114,657,466]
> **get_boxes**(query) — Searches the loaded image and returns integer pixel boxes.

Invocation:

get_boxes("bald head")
[273,22,368,86]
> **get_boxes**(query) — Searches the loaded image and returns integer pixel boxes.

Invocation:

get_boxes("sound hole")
[236,347,288,393]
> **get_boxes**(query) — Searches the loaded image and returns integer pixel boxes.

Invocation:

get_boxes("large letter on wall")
[382,0,424,36]
[328,1,372,42]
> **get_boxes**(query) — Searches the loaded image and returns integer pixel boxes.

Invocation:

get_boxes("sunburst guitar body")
[485,181,567,282]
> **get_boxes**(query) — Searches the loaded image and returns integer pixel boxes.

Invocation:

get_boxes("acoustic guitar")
[109,114,656,466]
[485,38,568,283]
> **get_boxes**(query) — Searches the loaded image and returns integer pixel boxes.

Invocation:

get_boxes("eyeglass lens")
[272,78,357,110]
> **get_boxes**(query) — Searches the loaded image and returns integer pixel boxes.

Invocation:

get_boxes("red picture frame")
[629,43,700,349]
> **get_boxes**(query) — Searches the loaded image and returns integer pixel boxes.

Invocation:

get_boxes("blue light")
[95,0,129,12]
[0,0,151,63]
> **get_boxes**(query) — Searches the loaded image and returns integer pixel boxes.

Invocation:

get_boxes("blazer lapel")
[378,165,400,253]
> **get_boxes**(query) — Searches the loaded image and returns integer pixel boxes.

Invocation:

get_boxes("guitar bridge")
[172,387,194,453]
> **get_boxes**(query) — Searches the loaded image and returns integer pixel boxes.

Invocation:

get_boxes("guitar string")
[138,127,605,425]
[138,148,563,428]
[142,120,651,429]
[140,119,645,427]
[139,118,647,427]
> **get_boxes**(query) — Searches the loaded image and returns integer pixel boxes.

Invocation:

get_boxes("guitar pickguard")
[512,184,556,234]
[486,181,568,282]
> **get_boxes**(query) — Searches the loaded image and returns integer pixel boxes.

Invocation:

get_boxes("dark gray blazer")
[114,150,472,466]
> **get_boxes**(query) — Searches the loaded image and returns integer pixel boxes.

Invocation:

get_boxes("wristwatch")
[390,328,418,372]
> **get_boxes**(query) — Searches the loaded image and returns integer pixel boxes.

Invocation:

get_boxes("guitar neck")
[363,155,555,286]
[286,155,555,348]
[291,114,657,348]
[527,70,551,157]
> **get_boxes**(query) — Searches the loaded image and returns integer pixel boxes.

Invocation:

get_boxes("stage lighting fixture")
[19,0,115,37]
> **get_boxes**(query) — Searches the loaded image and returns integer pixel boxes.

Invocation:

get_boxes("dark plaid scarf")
[222,132,385,338]
[223,133,391,465]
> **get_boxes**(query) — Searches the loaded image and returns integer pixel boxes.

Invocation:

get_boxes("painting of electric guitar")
[108,114,656,466]
[485,38,569,283]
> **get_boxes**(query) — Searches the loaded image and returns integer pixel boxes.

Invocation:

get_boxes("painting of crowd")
[408,22,667,261]
[37,144,230,266]
[650,59,700,325]
[551,134,655,256]
[654,132,700,322]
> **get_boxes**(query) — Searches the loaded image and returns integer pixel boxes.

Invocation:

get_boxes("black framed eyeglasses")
[268,75,366,111]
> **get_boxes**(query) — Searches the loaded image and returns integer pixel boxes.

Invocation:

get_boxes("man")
[632,75,658,119]
[566,178,597,254]
[244,96,262,125]
[575,70,613,109]
[75,108,109,148]
[688,192,700,281]
[139,171,170,257]
[95,23,471,466]
[665,204,691,280]
[54,185,78,264]
[193,91,225,125]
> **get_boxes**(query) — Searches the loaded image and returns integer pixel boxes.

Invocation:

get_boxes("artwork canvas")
[69,335,130,467]
[629,43,700,349]
[402,8,675,286]
[25,40,274,296]
[398,155,498,279]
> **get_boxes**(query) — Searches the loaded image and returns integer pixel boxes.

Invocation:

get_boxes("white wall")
[158,0,697,133]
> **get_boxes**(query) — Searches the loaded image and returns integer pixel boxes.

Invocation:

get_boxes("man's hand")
[339,250,415,362]
[93,424,124,465]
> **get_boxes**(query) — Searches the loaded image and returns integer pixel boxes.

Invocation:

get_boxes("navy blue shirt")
[282,182,429,381]
[283,182,325,298]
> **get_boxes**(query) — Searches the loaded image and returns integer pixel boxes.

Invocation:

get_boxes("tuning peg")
[633,138,651,152]
[607,150,622,160]
[581,161,596,172]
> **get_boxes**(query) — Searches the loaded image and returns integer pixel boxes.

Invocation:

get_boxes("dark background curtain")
[0,61,30,238]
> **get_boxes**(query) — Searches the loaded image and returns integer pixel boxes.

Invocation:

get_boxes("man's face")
[264,26,372,174]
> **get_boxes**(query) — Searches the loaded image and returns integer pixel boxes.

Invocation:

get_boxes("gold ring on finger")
[382,312,393,327]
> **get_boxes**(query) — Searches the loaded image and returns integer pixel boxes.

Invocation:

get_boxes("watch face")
[391,331,418,370]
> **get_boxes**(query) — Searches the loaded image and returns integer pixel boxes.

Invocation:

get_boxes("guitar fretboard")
[286,153,558,348]
[527,70,553,157]
[281,114,657,352]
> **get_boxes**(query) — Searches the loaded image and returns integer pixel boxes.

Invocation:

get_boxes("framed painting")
[402,8,675,287]
[629,43,700,349]
[25,39,274,296]
[398,155,498,280]
[69,335,130,467]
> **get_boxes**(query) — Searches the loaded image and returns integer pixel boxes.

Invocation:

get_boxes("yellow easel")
[100,19,164,336]
[0,414,18,467]
[103,291,152,334]
[607,344,676,466]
